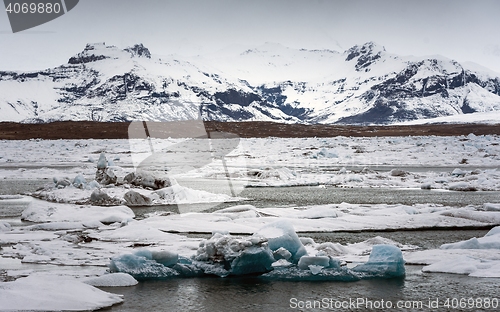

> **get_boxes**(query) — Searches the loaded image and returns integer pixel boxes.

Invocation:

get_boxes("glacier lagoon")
[1,135,500,311]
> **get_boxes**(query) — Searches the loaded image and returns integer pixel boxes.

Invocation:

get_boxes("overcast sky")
[1,0,500,73]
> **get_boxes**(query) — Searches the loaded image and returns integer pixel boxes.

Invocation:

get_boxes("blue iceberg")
[352,244,406,278]
[109,223,405,281]
[109,253,179,280]
[254,220,307,263]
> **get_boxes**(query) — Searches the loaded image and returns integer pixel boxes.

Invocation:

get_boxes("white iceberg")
[83,273,138,287]
[0,274,123,311]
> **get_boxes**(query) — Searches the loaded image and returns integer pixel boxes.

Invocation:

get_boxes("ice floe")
[0,274,123,311]
[405,226,500,277]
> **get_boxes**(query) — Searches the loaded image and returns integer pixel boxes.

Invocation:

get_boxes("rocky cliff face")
[1,41,499,124]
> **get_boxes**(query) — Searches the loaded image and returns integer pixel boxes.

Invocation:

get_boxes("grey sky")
[1,0,500,73]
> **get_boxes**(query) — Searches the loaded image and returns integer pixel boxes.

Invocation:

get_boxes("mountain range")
[1,41,500,124]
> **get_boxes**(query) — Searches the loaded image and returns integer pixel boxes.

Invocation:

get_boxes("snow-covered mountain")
[1,41,500,124]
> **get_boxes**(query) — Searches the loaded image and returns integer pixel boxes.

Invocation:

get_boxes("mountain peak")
[344,42,386,61]
[124,43,151,59]
[344,42,386,71]
[67,42,151,65]
[68,42,118,64]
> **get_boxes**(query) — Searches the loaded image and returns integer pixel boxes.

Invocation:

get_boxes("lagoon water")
[101,265,500,312]
[1,178,500,311]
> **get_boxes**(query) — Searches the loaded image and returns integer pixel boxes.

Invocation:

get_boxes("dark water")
[126,186,500,218]
[0,179,49,195]
[231,186,500,208]
[101,266,500,312]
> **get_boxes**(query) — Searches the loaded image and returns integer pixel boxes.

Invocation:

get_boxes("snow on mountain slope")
[0,41,499,124]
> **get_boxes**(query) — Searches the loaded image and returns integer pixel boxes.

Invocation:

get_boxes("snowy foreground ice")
[3,197,500,311]
[0,134,500,310]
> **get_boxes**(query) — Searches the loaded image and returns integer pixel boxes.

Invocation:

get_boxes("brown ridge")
[0,121,499,140]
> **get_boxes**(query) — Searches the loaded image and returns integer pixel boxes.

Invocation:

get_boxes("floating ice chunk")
[295,205,338,219]
[55,178,71,188]
[390,169,408,177]
[109,253,180,280]
[299,237,315,245]
[441,230,500,249]
[273,247,292,260]
[83,273,138,287]
[448,182,477,191]
[254,220,307,263]
[151,250,179,267]
[297,256,330,270]
[451,168,467,177]
[230,246,275,275]
[249,167,297,181]
[154,184,233,204]
[73,174,86,188]
[441,237,481,249]
[86,180,100,190]
[420,182,434,189]
[97,152,107,169]
[352,244,405,278]
[346,174,363,182]
[127,170,171,190]
[484,203,500,211]
[215,205,259,219]
[486,226,500,237]
[419,226,500,277]
[124,190,152,206]
[308,265,323,275]
[317,148,338,158]
[22,254,52,263]
[469,262,500,278]
[194,232,274,276]
[96,168,117,185]
[272,259,294,268]
[21,199,134,224]
[422,255,479,275]
[0,275,123,311]
[89,189,123,205]
[316,242,349,257]
[26,221,93,231]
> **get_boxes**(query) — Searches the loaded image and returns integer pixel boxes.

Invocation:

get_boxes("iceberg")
[230,246,275,275]
[0,274,123,311]
[352,244,406,278]
[297,256,330,270]
[109,252,180,280]
[108,223,405,281]
[83,273,138,287]
[254,220,307,263]
[97,152,107,170]
[195,232,274,276]
[72,174,86,188]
